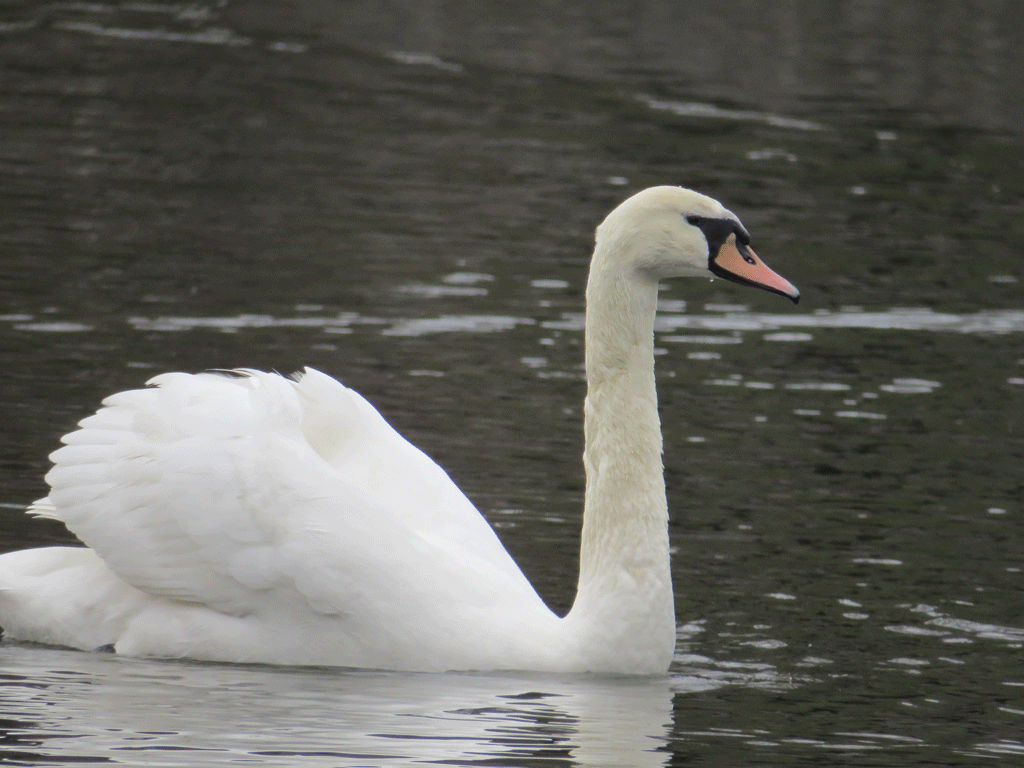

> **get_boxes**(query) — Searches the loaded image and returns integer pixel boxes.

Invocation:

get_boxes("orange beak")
[710,234,800,303]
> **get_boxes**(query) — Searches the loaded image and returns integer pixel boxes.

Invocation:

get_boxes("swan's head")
[595,186,800,303]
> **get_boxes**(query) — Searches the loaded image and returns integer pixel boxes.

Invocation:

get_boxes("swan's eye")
[685,215,701,226]
[736,242,757,265]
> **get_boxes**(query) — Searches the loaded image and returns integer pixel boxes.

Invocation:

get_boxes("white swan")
[0,187,799,674]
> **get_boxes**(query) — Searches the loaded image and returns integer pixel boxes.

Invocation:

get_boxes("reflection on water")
[4,597,1023,765]
[0,647,674,767]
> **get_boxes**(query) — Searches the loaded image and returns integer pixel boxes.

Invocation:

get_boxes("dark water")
[1,1,1023,765]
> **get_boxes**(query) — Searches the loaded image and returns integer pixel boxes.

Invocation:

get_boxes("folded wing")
[40,368,544,626]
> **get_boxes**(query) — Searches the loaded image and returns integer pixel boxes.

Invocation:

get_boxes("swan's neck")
[564,241,675,671]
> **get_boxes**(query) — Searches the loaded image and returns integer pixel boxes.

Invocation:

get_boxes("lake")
[1,1,1022,765]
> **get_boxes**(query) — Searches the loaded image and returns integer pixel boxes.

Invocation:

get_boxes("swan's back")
[2,369,559,669]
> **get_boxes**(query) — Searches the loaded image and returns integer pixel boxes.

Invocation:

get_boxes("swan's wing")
[291,368,524,565]
[290,367,536,589]
[42,369,540,619]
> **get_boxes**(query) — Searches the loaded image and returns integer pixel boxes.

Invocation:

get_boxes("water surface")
[1,1,1022,765]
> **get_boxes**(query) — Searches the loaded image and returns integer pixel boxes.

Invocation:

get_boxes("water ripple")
[656,308,1024,334]
[638,95,826,131]
[10,307,1024,344]
[383,315,535,337]
[539,308,1024,335]
[55,20,252,46]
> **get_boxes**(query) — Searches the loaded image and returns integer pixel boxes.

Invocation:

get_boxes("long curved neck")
[563,238,675,672]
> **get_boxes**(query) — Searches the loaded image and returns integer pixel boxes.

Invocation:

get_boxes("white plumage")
[0,187,798,673]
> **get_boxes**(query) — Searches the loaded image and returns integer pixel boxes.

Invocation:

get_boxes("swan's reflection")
[0,646,673,766]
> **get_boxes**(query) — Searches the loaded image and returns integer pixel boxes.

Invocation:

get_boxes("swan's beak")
[710,234,801,304]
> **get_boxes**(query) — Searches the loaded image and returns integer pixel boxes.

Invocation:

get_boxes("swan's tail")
[0,546,144,650]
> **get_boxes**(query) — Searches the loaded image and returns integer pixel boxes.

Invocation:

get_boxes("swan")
[0,186,799,674]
